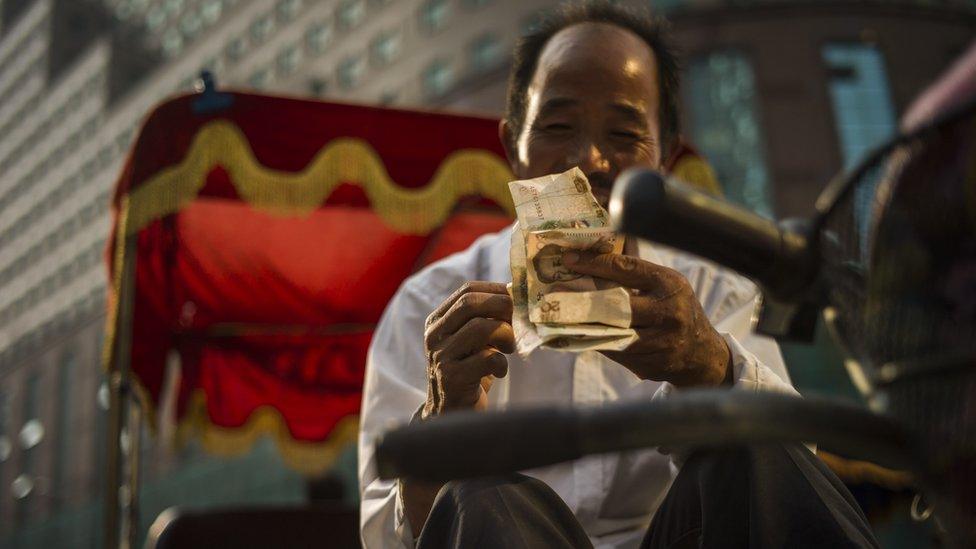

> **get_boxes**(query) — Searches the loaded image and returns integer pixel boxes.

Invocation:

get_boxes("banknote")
[507,167,637,356]
[508,167,609,231]
[508,221,543,354]
[525,227,628,326]
[536,323,638,352]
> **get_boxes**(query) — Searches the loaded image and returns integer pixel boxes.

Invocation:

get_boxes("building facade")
[0,0,973,546]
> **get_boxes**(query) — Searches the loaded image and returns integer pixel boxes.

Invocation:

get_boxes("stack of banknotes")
[508,167,638,356]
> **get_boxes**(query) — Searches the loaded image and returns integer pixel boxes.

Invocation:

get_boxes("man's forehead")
[528,22,659,106]
[536,22,657,76]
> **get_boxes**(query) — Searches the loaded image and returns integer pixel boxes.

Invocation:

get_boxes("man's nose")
[572,142,612,186]
[574,142,610,174]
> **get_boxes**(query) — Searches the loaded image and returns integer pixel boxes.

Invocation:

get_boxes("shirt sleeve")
[358,280,438,549]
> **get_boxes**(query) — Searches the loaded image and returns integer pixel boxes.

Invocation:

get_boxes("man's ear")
[498,119,520,175]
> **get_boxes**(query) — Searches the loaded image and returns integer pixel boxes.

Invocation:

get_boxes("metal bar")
[126,403,143,549]
[103,373,124,549]
[105,233,137,549]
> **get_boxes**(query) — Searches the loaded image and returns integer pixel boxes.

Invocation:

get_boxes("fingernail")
[563,251,579,265]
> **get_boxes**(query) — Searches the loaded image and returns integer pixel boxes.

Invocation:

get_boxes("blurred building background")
[0,0,972,546]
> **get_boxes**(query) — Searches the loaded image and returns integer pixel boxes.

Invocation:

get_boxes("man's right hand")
[422,281,515,418]
[402,282,515,537]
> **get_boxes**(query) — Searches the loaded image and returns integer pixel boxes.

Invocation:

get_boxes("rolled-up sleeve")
[358,280,437,548]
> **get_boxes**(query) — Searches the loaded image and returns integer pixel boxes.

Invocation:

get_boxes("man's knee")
[435,473,552,511]
[681,443,816,480]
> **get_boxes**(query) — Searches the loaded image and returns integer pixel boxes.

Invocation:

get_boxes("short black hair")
[504,1,680,159]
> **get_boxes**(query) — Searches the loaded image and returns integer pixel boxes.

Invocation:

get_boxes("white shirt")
[358,225,797,549]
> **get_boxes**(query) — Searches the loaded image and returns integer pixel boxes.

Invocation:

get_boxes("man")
[359,2,877,547]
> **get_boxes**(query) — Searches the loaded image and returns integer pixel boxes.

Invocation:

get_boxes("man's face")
[501,22,664,207]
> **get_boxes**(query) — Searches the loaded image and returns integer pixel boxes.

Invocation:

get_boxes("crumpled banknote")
[507,167,638,355]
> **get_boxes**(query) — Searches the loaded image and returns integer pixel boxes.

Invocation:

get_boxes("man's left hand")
[563,250,732,387]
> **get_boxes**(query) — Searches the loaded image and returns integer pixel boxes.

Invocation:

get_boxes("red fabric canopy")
[106,91,514,472]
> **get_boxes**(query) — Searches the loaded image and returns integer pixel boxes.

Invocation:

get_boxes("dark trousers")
[417,444,880,549]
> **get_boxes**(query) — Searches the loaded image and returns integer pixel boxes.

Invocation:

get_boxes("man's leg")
[417,473,593,549]
[642,444,880,549]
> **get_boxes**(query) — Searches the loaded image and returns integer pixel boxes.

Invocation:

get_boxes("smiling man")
[358,2,877,548]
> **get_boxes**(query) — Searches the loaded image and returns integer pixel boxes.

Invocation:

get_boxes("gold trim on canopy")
[671,155,723,197]
[176,390,360,476]
[124,120,515,236]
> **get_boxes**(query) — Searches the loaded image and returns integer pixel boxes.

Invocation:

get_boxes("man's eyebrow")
[610,103,649,126]
[536,97,578,119]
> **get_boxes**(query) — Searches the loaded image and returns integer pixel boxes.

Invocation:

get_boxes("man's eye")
[611,131,641,140]
[542,123,572,132]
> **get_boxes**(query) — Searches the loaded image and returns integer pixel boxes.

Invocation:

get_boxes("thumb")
[480,375,495,393]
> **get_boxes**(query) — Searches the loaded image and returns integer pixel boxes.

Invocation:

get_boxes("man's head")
[500,1,680,205]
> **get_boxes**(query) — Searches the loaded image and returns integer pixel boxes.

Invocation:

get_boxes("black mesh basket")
[816,98,976,540]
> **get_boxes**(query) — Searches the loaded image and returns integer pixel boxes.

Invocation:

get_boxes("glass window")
[370,30,401,67]
[823,43,897,247]
[337,55,366,90]
[145,6,166,30]
[469,33,501,73]
[115,2,134,20]
[337,0,365,30]
[276,0,302,22]
[248,68,271,89]
[180,12,202,38]
[418,0,449,33]
[308,77,328,97]
[165,0,184,14]
[823,43,897,169]
[99,146,113,166]
[162,28,183,57]
[116,129,134,153]
[277,44,301,76]
[423,58,454,97]
[305,21,332,54]
[379,90,398,105]
[226,36,246,62]
[686,50,773,218]
[250,13,274,44]
[201,0,223,25]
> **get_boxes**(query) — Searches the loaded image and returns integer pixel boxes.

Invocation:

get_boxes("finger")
[561,251,678,293]
[433,318,515,363]
[425,281,509,328]
[442,349,509,386]
[629,295,682,329]
[426,293,513,347]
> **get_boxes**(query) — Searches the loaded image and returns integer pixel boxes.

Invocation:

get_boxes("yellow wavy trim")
[176,389,359,476]
[124,120,515,236]
[671,155,723,197]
